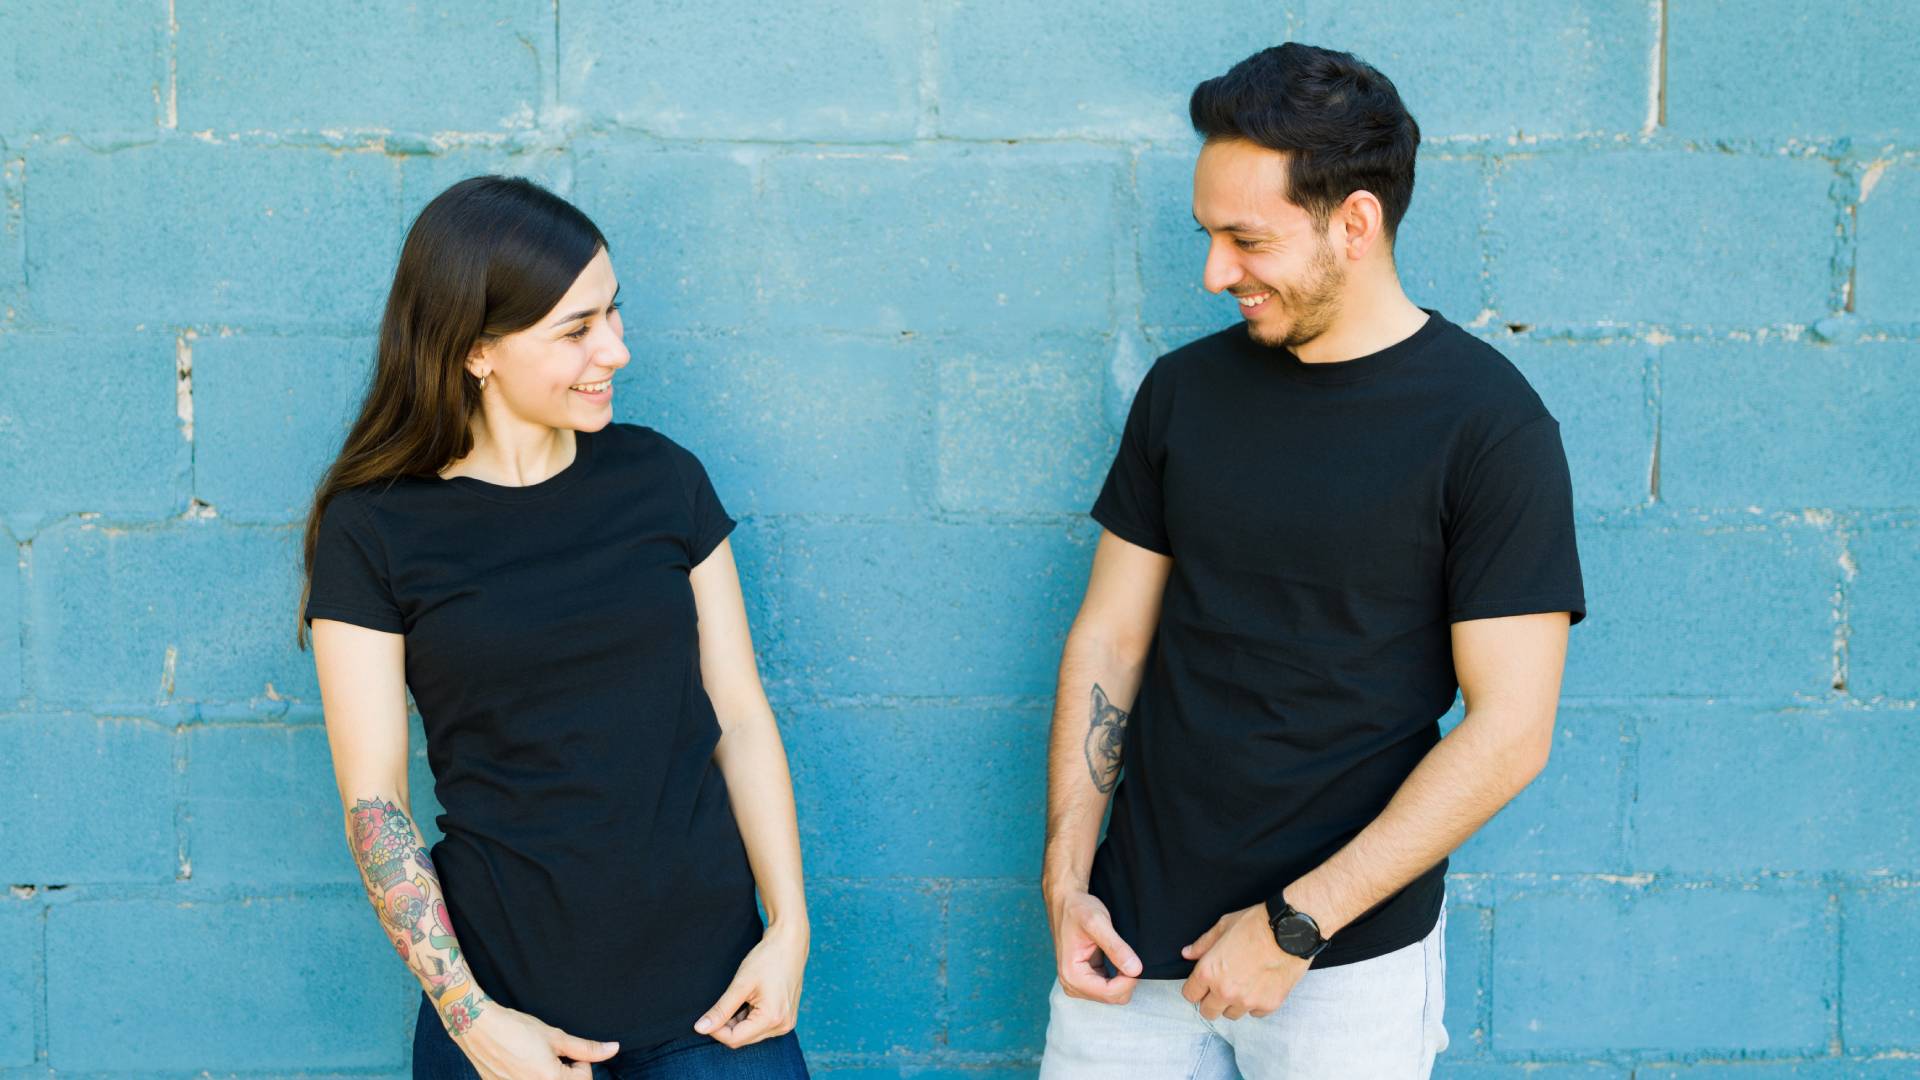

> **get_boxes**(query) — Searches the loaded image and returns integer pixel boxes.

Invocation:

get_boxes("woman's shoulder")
[600,421,706,470]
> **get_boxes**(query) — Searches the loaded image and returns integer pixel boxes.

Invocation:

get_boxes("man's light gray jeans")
[1040,904,1448,1079]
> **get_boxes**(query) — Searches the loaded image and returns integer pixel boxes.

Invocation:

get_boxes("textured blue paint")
[1631,706,1920,873]
[45,895,410,1071]
[1667,0,1920,140]
[2,5,1916,1075]
[0,715,175,884]
[1493,883,1832,1055]
[1490,151,1834,327]
[174,0,549,133]
[0,334,187,518]
[1660,341,1920,509]
[1841,887,1920,1053]
[1856,162,1920,323]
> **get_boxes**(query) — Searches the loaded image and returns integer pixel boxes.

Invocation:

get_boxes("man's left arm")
[1180,610,1571,1020]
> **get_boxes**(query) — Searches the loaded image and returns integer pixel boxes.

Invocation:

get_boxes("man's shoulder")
[1145,323,1246,387]
[1418,317,1551,420]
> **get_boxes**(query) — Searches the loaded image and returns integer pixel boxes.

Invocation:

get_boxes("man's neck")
[1291,287,1430,365]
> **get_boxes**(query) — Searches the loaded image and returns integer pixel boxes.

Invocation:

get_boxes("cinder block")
[1397,156,1488,324]
[1435,1065,1627,1079]
[176,0,546,132]
[1,152,23,311]
[1504,340,1653,510]
[1661,341,1920,509]
[1294,0,1653,138]
[1667,0,1920,139]
[1633,706,1920,874]
[1856,162,1920,324]
[934,1,1281,139]
[936,337,1114,514]
[191,335,374,521]
[0,0,163,135]
[571,145,759,331]
[947,881,1051,1055]
[0,334,188,518]
[756,521,1096,697]
[1850,522,1920,699]
[1645,1063,1920,1078]
[26,142,397,330]
[1442,897,1490,1058]
[799,880,945,1055]
[782,706,1047,879]
[183,724,356,885]
[759,147,1124,334]
[560,0,917,140]
[1563,517,1835,698]
[621,334,925,516]
[1489,152,1833,327]
[28,519,321,707]
[0,898,37,1065]
[1451,705,1625,874]
[0,714,175,884]
[1492,883,1831,1055]
[1843,887,1920,1052]
[45,895,411,1070]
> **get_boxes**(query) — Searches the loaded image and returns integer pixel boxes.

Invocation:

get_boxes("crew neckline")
[1239,307,1447,385]
[436,428,596,503]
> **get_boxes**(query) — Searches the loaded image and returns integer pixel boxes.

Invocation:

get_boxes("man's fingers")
[695,979,754,1036]
[547,1028,619,1063]
[1083,913,1142,977]
[1061,965,1137,1005]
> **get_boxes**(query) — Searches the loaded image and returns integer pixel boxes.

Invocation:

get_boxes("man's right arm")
[1043,530,1172,1003]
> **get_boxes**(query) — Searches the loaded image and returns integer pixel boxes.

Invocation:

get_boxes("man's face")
[1192,138,1346,349]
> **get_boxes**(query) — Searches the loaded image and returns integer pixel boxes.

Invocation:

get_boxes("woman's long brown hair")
[295,175,607,651]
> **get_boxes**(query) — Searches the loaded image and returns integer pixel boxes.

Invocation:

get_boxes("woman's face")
[474,246,630,427]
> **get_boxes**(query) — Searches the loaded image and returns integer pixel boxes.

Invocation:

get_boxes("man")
[1040,43,1585,1079]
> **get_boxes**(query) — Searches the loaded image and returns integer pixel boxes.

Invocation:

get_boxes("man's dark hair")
[1190,43,1420,243]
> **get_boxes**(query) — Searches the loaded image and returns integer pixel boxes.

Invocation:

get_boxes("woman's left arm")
[687,537,810,1048]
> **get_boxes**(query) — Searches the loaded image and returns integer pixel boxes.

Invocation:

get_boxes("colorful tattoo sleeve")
[348,796,490,1032]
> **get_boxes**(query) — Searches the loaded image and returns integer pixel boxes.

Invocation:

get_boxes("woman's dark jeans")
[413,992,809,1080]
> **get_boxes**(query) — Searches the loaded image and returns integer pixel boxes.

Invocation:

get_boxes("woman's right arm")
[310,618,619,1080]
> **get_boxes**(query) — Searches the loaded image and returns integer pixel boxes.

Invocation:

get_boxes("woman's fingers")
[695,976,754,1036]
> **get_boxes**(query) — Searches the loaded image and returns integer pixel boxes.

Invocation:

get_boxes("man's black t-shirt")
[1089,309,1586,976]
[305,422,762,1047]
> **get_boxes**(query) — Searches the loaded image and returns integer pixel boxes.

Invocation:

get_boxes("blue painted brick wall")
[1,2,1915,1076]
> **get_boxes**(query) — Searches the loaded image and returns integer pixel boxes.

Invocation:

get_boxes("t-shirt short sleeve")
[667,439,737,567]
[1091,366,1171,555]
[1445,414,1586,626]
[304,491,405,633]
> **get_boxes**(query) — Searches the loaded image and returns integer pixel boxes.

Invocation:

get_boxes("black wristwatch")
[1266,897,1329,960]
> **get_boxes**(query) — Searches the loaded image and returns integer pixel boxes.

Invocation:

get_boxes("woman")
[298,176,810,1079]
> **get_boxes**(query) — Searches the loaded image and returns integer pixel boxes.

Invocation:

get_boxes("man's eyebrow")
[1192,214,1263,233]
[548,284,622,328]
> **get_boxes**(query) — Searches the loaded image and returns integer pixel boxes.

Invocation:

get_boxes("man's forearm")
[1042,630,1144,904]
[1282,706,1552,937]
[347,795,490,1033]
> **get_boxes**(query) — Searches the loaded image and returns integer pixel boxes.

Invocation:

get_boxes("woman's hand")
[453,998,620,1080]
[693,920,810,1048]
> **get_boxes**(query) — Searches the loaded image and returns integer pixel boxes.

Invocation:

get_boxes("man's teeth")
[571,380,611,392]
[1237,293,1271,308]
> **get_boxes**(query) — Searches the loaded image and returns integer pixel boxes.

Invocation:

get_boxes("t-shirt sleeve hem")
[304,603,405,634]
[1090,502,1171,556]
[690,515,738,569]
[1448,594,1587,627]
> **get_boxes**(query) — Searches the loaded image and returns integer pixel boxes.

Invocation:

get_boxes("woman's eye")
[566,324,591,340]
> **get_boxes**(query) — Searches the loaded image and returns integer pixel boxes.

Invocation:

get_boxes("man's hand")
[454,999,619,1080]
[1179,903,1311,1021]
[1048,888,1144,1004]
[694,920,808,1048]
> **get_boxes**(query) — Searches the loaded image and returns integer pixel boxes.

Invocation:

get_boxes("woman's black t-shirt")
[304,422,762,1047]
[1089,310,1586,977]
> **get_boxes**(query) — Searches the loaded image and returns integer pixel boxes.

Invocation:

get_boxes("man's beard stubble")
[1246,238,1346,351]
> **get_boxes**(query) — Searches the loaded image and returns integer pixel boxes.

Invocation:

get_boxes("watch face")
[1274,914,1321,955]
